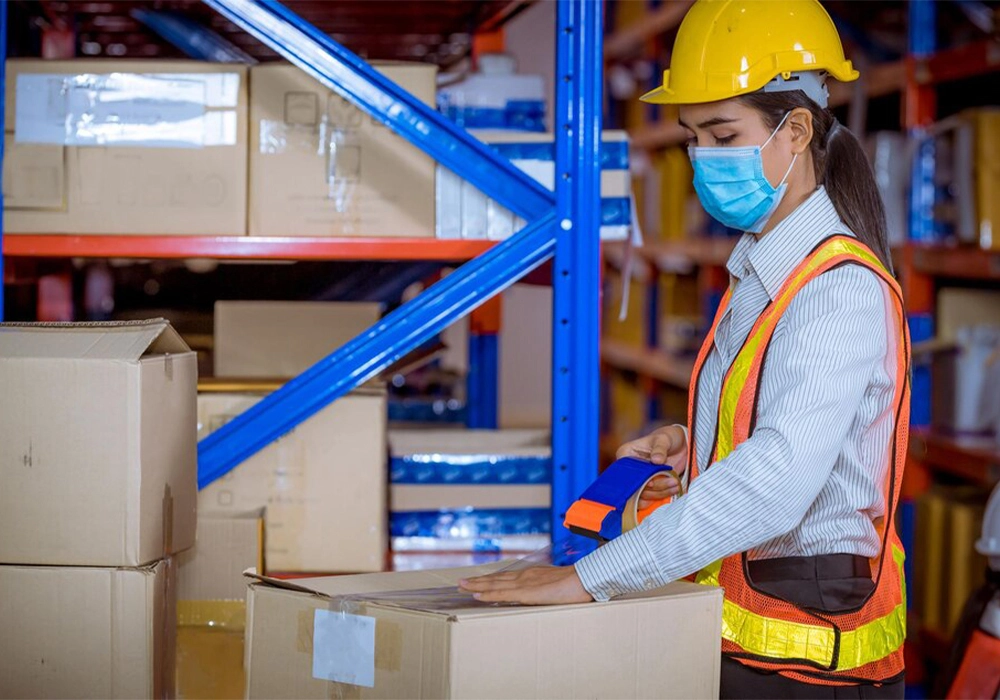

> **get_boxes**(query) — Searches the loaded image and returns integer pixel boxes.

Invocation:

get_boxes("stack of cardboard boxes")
[199,301,389,574]
[0,320,198,698]
[2,58,438,239]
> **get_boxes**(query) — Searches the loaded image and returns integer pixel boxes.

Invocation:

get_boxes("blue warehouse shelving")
[0,0,605,557]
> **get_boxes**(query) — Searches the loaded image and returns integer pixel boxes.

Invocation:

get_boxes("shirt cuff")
[573,525,669,602]
[673,423,691,490]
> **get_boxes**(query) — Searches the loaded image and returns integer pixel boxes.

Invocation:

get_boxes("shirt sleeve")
[575,266,890,601]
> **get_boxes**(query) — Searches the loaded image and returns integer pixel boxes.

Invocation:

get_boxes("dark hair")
[737,91,894,274]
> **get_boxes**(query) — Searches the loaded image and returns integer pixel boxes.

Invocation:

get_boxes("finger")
[648,433,675,464]
[616,440,649,460]
[645,475,672,489]
[459,577,522,592]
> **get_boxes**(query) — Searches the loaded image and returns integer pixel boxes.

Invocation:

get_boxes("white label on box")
[15,73,239,148]
[312,609,376,687]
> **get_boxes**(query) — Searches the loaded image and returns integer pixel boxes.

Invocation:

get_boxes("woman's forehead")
[678,100,764,129]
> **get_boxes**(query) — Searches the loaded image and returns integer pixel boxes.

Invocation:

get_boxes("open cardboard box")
[243,563,722,699]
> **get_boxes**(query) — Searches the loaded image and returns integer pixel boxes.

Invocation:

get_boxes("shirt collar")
[724,187,850,300]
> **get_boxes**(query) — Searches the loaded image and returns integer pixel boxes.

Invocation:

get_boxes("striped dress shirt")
[576,187,901,601]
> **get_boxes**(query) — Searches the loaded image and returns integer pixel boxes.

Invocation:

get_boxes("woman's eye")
[715,135,736,146]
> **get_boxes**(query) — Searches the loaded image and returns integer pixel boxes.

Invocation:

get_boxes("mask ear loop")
[761,110,798,187]
[760,110,792,150]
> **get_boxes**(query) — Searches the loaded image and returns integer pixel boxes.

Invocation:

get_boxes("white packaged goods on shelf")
[243,564,722,699]
[979,485,1000,569]
[436,129,632,241]
[438,67,546,132]
[928,324,1000,433]
[388,429,552,554]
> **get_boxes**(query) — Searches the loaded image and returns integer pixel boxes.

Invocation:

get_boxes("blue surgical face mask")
[688,112,797,234]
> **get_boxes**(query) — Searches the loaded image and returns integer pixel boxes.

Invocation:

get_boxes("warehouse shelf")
[2,234,496,262]
[904,244,1000,282]
[909,429,1000,487]
[604,237,736,272]
[601,338,693,389]
[603,0,691,62]
[918,38,1000,87]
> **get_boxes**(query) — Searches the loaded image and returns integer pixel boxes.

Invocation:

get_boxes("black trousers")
[719,554,905,700]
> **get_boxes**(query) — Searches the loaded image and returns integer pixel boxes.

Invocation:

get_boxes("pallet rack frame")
[0,0,602,554]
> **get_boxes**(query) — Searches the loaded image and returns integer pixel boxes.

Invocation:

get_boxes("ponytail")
[738,91,894,274]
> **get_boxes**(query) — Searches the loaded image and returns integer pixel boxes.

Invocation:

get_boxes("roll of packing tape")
[564,457,684,541]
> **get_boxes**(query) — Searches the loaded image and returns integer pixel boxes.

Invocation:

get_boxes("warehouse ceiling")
[10,0,532,64]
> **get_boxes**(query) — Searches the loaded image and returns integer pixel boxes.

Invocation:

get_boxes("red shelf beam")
[909,429,1000,487]
[2,235,496,262]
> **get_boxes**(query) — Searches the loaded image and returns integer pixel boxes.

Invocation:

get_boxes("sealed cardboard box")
[0,559,175,699]
[0,319,197,566]
[198,387,387,572]
[244,565,722,699]
[249,62,436,238]
[178,509,265,602]
[4,59,248,235]
[214,300,382,378]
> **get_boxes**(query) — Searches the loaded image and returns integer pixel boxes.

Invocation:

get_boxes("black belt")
[747,553,871,583]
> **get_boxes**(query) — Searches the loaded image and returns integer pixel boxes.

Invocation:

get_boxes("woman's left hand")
[458,565,594,605]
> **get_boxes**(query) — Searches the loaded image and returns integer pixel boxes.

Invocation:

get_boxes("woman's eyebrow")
[677,116,740,130]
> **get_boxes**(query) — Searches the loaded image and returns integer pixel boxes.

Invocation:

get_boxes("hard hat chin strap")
[760,70,830,109]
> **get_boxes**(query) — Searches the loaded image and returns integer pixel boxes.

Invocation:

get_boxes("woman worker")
[460,1,911,698]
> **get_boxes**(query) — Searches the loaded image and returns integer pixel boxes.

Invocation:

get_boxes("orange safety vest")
[686,235,910,685]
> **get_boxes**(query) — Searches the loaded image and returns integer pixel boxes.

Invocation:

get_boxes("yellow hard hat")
[641,0,859,105]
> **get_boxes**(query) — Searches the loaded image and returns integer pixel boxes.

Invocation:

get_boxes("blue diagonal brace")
[201,0,554,222]
[198,215,558,488]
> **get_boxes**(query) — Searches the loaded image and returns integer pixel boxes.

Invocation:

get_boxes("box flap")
[0,319,189,359]
[245,564,721,619]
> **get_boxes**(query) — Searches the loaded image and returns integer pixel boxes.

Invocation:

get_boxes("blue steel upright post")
[552,0,602,554]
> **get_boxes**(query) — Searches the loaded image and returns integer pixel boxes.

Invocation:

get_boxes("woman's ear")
[786,107,814,155]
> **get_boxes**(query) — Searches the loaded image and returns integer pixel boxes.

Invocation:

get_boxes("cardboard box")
[214,300,382,378]
[0,560,175,699]
[4,59,248,235]
[0,319,197,566]
[501,284,553,428]
[243,565,722,699]
[177,600,247,700]
[178,510,265,602]
[249,62,436,238]
[198,388,387,572]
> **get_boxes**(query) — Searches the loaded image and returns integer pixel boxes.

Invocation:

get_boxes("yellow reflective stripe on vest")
[697,546,907,671]
[714,239,887,461]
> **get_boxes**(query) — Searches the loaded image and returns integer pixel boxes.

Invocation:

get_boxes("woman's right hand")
[616,425,688,509]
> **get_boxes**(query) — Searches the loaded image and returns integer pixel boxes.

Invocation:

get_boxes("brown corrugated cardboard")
[244,565,722,699]
[4,59,248,235]
[500,284,552,428]
[249,62,436,238]
[0,320,197,566]
[177,600,246,700]
[214,301,382,378]
[178,510,265,602]
[198,389,387,573]
[390,484,550,511]
[0,559,175,699]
